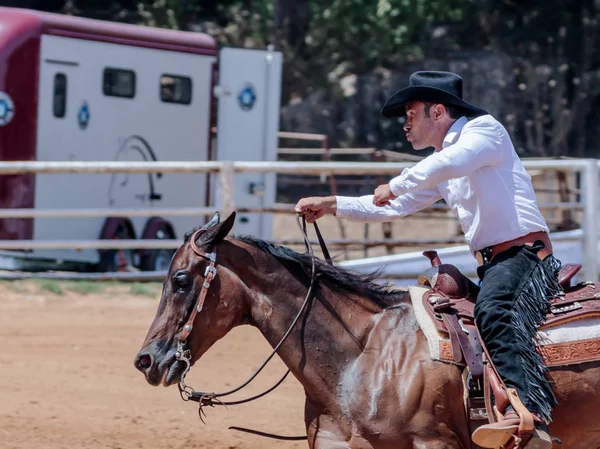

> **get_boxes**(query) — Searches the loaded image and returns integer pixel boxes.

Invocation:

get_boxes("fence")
[0,159,597,281]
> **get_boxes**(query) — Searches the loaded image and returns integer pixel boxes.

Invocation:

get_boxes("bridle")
[173,215,331,436]
[173,230,217,402]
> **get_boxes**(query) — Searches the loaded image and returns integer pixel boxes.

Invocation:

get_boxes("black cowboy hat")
[381,71,488,118]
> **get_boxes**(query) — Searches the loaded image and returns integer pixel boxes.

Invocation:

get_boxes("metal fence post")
[219,161,236,217]
[582,159,598,281]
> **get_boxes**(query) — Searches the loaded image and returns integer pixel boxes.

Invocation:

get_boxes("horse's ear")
[203,211,221,229]
[196,211,236,247]
[216,211,236,241]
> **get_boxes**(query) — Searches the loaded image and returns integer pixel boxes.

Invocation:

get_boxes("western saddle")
[417,250,600,448]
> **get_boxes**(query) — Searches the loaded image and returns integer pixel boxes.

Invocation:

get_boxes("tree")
[4,0,599,158]
[478,0,600,157]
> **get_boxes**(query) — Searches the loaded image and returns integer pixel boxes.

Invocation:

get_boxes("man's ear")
[195,211,236,248]
[433,104,445,120]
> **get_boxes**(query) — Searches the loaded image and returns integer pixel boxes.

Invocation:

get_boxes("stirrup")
[472,388,549,448]
[506,389,535,438]
[471,412,520,448]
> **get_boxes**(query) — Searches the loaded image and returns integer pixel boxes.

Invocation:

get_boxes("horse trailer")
[0,7,282,271]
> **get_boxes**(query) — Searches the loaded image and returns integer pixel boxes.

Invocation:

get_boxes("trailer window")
[103,68,136,98]
[160,75,192,105]
[53,73,67,118]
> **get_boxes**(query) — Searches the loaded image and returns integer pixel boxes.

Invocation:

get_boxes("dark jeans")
[474,243,560,423]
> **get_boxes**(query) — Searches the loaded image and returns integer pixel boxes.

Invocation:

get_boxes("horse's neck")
[247,279,382,402]
[225,240,410,404]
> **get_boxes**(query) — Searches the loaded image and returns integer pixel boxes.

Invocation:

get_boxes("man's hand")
[373,184,397,207]
[294,196,337,223]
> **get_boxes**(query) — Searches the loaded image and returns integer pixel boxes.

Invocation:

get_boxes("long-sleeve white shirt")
[335,115,549,254]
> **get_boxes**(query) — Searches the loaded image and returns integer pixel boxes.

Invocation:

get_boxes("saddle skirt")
[409,260,600,368]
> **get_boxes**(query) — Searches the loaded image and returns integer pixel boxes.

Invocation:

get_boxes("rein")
[174,215,331,437]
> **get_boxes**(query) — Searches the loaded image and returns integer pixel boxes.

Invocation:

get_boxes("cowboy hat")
[381,71,488,118]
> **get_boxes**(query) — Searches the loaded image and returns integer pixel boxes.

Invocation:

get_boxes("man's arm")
[389,122,505,197]
[295,188,442,223]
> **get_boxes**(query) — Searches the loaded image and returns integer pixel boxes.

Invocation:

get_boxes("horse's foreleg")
[305,397,347,449]
[411,436,466,449]
[304,397,372,449]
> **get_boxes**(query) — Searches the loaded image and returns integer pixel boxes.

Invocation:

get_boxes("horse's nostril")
[135,353,153,372]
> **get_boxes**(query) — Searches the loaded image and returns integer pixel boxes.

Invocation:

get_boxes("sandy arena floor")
[0,283,308,449]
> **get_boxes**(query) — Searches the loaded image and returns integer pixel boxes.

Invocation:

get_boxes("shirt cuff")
[334,196,356,219]
[389,175,409,196]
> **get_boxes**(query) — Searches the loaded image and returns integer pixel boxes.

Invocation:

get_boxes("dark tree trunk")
[275,0,310,51]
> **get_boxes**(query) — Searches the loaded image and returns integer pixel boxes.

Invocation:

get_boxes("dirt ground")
[0,282,307,449]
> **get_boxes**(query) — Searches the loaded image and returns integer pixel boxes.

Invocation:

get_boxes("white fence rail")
[0,159,593,174]
[0,159,598,280]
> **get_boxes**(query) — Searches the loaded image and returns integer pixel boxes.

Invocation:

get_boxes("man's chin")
[410,142,433,151]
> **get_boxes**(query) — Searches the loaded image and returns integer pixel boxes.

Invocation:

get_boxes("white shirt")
[335,115,549,255]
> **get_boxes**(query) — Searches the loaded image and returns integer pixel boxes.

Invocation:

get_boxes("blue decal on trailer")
[0,92,15,126]
[78,102,90,129]
[237,84,257,111]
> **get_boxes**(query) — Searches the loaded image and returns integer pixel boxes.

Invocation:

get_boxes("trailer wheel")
[140,221,175,272]
[98,221,137,273]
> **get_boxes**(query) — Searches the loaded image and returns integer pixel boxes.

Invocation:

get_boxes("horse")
[134,212,600,449]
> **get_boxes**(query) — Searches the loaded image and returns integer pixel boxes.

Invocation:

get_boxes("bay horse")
[134,212,600,449]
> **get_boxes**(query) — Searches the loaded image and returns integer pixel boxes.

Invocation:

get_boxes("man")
[295,71,559,449]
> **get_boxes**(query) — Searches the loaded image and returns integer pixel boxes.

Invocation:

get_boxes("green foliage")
[202,0,478,101]
[307,0,474,72]
[134,0,241,30]
[35,279,64,295]
[477,0,600,157]
[136,0,179,29]
[4,0,599,156]
[64,281,106,295]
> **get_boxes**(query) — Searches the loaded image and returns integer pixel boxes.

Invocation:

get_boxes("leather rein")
[173,215,332,438]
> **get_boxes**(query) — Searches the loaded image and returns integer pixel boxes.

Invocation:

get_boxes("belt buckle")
[480,247,493,265]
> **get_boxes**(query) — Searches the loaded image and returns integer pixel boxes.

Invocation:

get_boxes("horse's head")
[134,211,247,387]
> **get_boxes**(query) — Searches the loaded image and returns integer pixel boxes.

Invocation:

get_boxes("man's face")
[403,101,436,150]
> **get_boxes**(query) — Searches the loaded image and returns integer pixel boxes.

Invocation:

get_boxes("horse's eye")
[174,272,189,289]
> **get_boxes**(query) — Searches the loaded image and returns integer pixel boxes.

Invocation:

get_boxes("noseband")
[174,217,331,439]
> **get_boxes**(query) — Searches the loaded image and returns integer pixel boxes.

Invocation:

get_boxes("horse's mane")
[235,235,405,309]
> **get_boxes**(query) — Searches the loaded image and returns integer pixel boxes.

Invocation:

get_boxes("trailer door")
[35,56,95,262]
[214,47,282,240]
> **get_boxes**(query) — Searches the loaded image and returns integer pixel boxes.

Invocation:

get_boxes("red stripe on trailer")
[0,7,217,55]
[0,9,41,241]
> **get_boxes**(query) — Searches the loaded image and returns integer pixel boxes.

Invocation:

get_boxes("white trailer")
[0,7,282,271]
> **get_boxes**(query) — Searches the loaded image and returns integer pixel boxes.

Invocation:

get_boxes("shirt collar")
[442,116,468,149]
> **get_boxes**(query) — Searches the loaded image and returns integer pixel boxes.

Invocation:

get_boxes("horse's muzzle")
[134,350,161,384]
[135,345,185,387]
[134,351,153,373]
